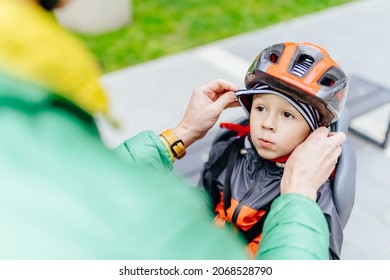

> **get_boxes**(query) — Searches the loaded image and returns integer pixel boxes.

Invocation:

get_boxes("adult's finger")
[207,79,239,94]
[211,91,237,111]
[328,131,346,146]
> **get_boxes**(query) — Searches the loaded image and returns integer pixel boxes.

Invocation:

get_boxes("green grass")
[76,0,354,73]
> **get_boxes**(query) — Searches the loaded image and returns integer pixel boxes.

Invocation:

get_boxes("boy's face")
[249,94,311,160]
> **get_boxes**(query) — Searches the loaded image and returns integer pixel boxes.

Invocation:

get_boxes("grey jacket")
[201,135,343,259]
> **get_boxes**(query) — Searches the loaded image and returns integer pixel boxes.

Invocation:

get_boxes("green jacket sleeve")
[113,132,330,260]
[113,130,173,173]
[257,194,330,260]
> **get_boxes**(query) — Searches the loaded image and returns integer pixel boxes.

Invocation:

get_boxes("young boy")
[200,42,348,259]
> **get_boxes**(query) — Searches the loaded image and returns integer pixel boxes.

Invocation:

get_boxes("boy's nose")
[261,114,276,131]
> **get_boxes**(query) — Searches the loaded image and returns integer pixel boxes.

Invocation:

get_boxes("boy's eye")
[255,106,265,112]
[283,112,294,118]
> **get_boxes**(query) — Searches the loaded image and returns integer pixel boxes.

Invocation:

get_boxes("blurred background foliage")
[75,0,353,72]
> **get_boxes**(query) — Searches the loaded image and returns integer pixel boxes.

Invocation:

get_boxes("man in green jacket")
[0,0,345,259]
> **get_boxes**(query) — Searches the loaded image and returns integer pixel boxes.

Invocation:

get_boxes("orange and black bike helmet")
[237,42,348,127]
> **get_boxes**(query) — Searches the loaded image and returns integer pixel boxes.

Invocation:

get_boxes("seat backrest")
[329,108,356,229]
[173,110,356,229]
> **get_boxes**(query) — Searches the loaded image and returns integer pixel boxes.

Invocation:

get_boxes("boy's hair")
[238,42,348,127]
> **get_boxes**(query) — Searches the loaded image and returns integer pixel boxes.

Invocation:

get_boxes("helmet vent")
[320,75,336,86]
[268,52,280,63]
[292,55,314,77]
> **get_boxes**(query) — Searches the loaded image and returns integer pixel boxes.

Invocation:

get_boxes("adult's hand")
[281,127,346,201]
[173,79,239,147]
